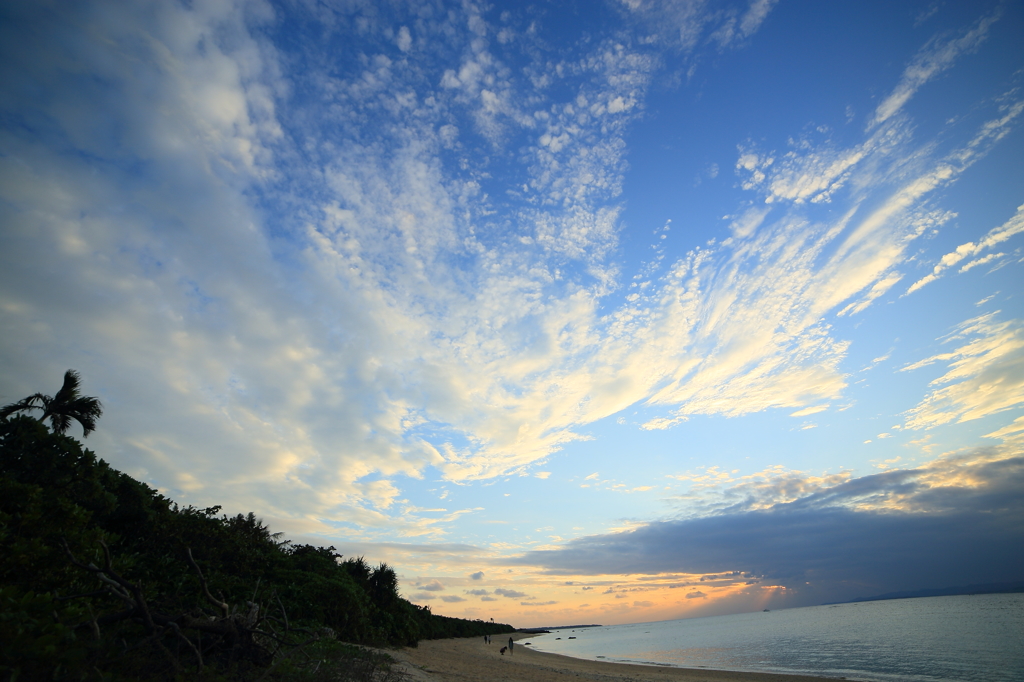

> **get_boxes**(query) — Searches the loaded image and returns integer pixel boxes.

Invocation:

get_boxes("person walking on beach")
[508,636,514,655]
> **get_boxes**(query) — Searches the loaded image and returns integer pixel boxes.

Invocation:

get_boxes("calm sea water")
[525,594,1024,681]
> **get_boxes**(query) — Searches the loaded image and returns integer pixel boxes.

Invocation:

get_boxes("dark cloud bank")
[516,454,1024,605]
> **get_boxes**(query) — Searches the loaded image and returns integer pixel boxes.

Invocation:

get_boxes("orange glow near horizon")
[401,569,793,628]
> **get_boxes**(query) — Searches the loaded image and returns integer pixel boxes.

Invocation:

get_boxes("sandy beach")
[391,634,849,682]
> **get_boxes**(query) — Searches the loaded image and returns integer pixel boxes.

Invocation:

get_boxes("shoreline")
[391,634,854,682]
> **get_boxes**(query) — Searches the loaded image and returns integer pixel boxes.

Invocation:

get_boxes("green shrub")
[0,413,515,681]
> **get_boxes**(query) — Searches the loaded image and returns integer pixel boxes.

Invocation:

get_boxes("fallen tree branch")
[60,539,317,677]
[186,547,230,618]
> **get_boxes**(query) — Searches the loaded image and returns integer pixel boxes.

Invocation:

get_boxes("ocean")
[524,593,1024,681]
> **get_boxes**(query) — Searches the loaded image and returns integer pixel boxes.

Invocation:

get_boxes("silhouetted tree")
[369,562,399,607]
[343,556,372,589]
[1,369,102,437]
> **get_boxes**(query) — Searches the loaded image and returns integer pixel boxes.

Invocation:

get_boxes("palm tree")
[0,369,103,437]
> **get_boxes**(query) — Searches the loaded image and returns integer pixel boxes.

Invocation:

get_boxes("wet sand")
[392,634,851,682]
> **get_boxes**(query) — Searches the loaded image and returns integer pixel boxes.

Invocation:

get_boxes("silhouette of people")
[508,636,514,655]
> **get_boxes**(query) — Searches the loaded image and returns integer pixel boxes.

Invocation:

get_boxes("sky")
[1,0,1023,628]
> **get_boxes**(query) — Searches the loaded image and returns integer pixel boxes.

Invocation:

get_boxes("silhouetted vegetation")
[1,383,513,681]
[1,369,103,437]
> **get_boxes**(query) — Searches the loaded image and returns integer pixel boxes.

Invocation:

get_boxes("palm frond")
[48,412,73,435]
[67,396,103,437]
[51,369,83,405]
[0,394,46,419]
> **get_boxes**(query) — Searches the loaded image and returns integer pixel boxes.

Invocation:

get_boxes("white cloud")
[619,0,776,52]
[664,444,1021,526]
[710,0,779,48]
[959,252,1004,273]
[296,13,1019,490]
[669,464,854,515]
[728,206,770,238]
[902,314,1024,429]
[738,0,777,38]
[869,10,1000,129]
[907,203,1024,294]
[984,415,1024,444]
[790,405,828,417]
[396,26,412,53]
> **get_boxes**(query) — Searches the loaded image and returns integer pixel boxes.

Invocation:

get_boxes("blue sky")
[1,0,1023,627]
